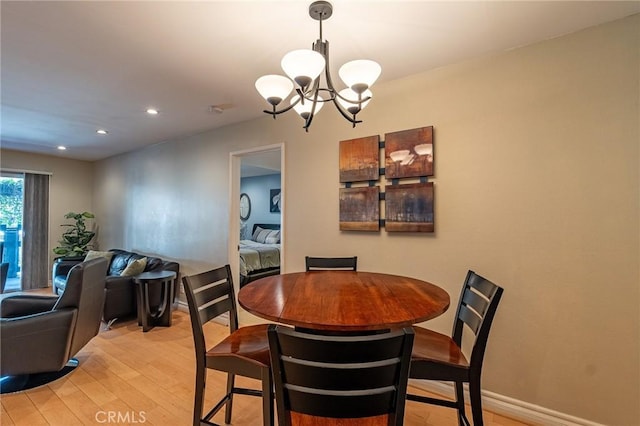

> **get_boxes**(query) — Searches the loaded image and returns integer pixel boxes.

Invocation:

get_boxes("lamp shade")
[291,94,324,119]
[255,75,294,106]
[337,88,372,114]
[339,59,381,93]
[281,49,325,88]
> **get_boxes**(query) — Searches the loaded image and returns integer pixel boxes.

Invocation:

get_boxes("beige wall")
[0,149,95,277]
[23,14,638,425]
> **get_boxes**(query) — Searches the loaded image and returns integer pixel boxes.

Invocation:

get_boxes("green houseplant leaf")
[53,211,96,257]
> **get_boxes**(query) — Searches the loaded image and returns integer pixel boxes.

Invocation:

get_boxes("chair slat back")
[452,270,503,369]
[467,271,500,299]
[268,325,413,425]
[192,279,235,324]
[183,265,239,363]
[305,256,358,271]
[458,304,482,335]
[461,287,490,318]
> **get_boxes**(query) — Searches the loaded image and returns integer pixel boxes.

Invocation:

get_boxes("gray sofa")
[52,249,180,324]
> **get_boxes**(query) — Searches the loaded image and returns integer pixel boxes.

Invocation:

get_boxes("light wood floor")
[1,306,530,426]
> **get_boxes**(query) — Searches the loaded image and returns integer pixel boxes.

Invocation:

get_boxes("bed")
[239,223,281,286]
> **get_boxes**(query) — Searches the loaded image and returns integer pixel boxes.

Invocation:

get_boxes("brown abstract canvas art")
[384,126,434,179]
[339,135,380,183]
[385,182,434,232]
[339,186,380,231]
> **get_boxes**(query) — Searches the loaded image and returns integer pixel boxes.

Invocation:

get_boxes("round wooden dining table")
[238,271,450,332]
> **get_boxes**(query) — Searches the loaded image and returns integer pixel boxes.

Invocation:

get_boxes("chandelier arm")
[314,39,363,126]
[334,91,372,105]
[263,95,302,116]
[303,78,323,131]
[303,115,314,131]
[301,88,334,102]
[262,105,295,116]
[317,38,361,125]
[330,96,363,125]
[318,40,337,93]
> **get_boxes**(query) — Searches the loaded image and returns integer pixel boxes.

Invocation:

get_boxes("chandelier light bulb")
[255,75,294,106]
[281,49,325,89]
[291,94,324,119]
[337,88,372,114]
[339,59,381,94]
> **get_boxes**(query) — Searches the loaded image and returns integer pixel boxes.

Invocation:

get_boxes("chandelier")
[255,1,381,132]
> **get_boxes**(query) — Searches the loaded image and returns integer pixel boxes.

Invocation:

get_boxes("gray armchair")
[0,257,108,386]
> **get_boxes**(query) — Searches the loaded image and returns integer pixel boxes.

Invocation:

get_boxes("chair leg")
[454,381,468,426]
[104,318,117,330]
[193,364,206,426]
[261,367,274,426]
[224,373,235,425]
[469,377,484,426]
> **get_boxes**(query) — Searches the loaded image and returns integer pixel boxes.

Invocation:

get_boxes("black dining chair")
[305,256,357,271]
[268,324,414,426]
[182,265,274,426]
[406,270,504,426]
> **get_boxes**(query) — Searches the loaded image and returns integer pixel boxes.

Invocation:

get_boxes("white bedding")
[239,239,281,276]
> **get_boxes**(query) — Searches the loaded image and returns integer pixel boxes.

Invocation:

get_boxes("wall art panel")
[385,182,434,232]
[339,186,380,231]
[384,126,434,179]
[339,135,380,183]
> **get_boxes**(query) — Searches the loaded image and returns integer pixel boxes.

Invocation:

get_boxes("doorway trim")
[228,143,285,319]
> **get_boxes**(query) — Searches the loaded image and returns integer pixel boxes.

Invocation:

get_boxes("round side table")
[133,270,177,332]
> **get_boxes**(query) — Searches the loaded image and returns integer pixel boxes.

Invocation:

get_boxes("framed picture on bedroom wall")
[270,189,281,213]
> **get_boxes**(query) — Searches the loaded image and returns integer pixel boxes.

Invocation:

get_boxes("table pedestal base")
[134,273,176,332]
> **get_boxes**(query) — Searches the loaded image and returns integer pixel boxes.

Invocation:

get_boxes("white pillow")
[252,226,266,241]
[255,229,272,244]
[265,230,280,244]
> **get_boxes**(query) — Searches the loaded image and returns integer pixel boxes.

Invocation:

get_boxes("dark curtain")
[21,173,49,290]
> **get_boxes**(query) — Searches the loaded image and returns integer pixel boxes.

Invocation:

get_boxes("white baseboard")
[408,380,605,426]
[176,300,228,325]
[176,300,602,426]
[176,300,189,313]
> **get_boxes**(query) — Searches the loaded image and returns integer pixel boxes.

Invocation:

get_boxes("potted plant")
[52,211,96,258]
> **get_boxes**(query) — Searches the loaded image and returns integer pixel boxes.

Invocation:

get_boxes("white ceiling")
[2,1,638,162]
[241,149,282,177]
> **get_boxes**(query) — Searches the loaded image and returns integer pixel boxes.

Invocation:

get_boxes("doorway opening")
[229,144,284,322]
[0,173,24,292]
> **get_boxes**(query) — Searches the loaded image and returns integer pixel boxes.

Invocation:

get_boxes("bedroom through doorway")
[229,145,284,310]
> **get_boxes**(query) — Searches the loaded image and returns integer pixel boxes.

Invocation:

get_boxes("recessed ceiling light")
[146,108,159,115]
[96,129,108,135]
[57,146,67,150]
